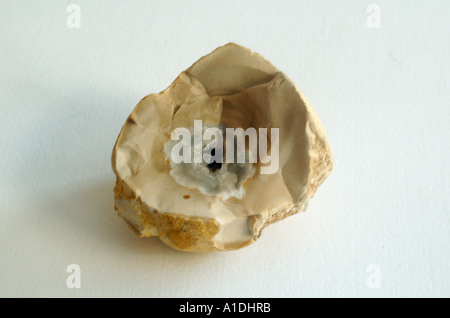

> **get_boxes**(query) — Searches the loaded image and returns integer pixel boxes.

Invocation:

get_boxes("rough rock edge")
[249,108,334,239]
[114,177,221,252]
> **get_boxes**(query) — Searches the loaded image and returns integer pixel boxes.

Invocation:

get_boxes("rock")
[112,43,333,252]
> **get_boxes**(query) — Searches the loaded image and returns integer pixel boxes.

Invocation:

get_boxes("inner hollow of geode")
[163,123,255,200]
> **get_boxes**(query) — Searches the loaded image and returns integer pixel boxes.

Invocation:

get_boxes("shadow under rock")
[43,178,179,256]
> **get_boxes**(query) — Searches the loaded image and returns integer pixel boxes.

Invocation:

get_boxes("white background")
[1,0,449,297]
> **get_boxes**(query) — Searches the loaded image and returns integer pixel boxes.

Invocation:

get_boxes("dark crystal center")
[207,148,222,172]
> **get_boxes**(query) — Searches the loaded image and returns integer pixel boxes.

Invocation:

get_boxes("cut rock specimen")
[112,43,333,252]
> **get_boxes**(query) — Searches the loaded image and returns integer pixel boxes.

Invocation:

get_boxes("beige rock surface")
[112,43,333,252]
